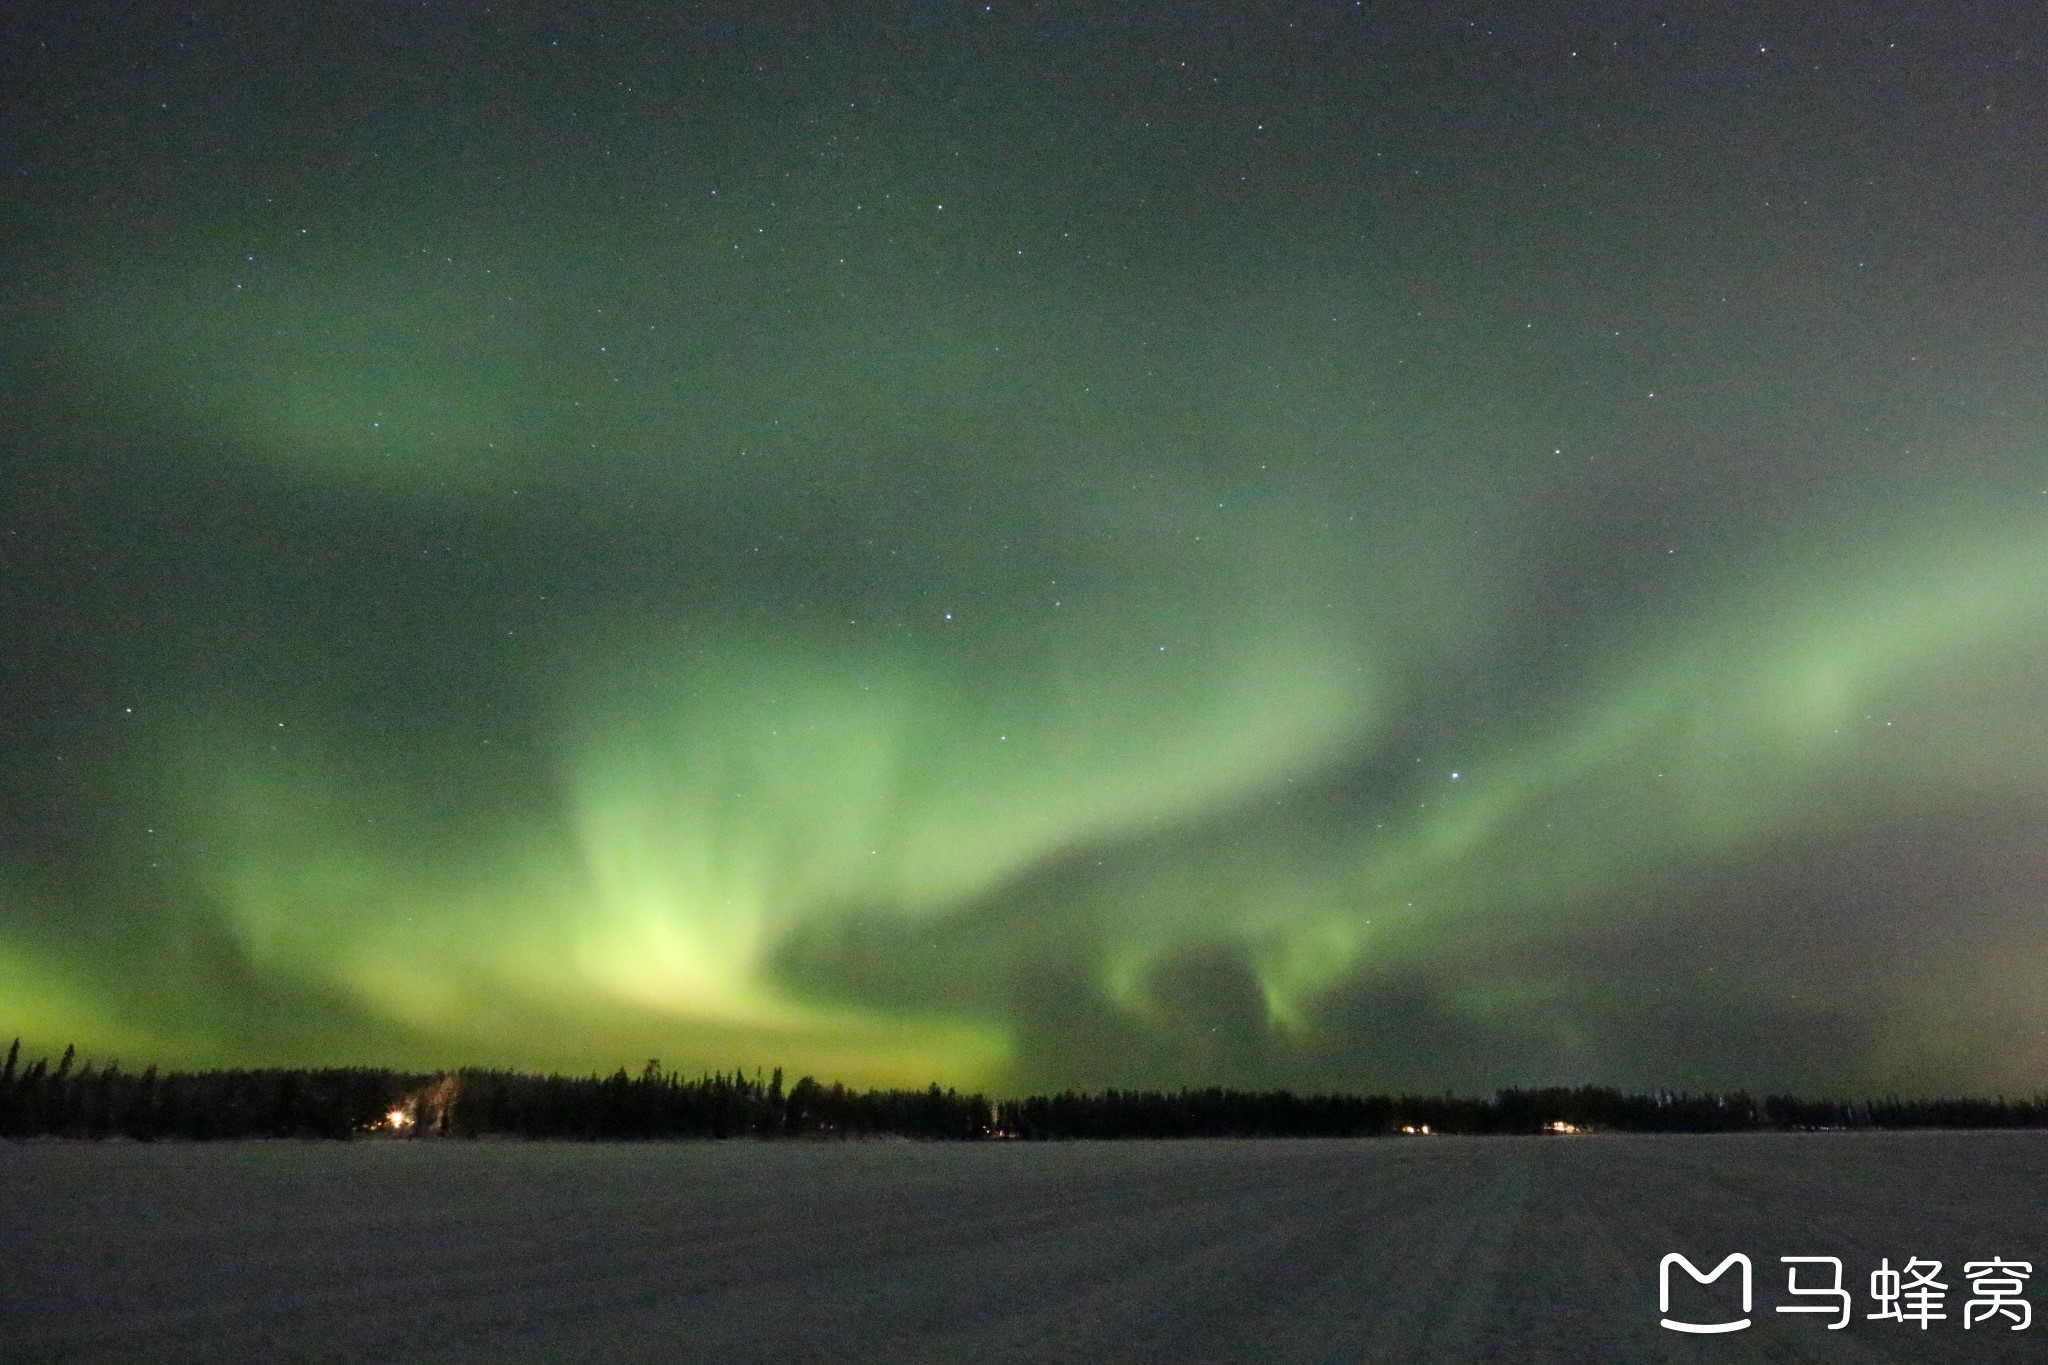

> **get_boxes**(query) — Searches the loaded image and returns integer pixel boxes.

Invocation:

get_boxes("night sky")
[5,1,2047,1096]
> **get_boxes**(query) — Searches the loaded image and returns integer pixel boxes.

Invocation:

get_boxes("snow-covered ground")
[3,1131,2043,1362]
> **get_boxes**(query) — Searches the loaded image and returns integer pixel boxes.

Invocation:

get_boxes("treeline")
[4,1040,2046,1141]
[992,1086,2048,1139]
[0,1044,990,1142]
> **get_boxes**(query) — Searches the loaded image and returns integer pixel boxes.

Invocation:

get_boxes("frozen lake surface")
[3,1131,2043,1362]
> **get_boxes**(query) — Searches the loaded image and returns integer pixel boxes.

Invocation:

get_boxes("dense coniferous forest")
[3,1039,2044,1141]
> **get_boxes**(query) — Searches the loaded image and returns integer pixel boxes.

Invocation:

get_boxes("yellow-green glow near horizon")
[65,504,2044,1092]
[7,4,2048,1097]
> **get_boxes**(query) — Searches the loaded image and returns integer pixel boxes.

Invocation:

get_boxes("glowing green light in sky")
[11,7,2048,1096]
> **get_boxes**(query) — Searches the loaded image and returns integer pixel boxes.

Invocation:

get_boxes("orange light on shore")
[386,1107,413,1130]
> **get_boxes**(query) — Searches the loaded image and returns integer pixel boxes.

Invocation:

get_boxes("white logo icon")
[1660,1252,1753,1334]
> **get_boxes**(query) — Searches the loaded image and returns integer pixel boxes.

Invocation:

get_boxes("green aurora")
[5,3,2047,1094]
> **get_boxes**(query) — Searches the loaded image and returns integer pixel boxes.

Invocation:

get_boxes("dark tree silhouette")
[2,1036,2043,1142]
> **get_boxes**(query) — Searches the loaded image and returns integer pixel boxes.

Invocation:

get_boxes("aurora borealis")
[5,2,2047,1095]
